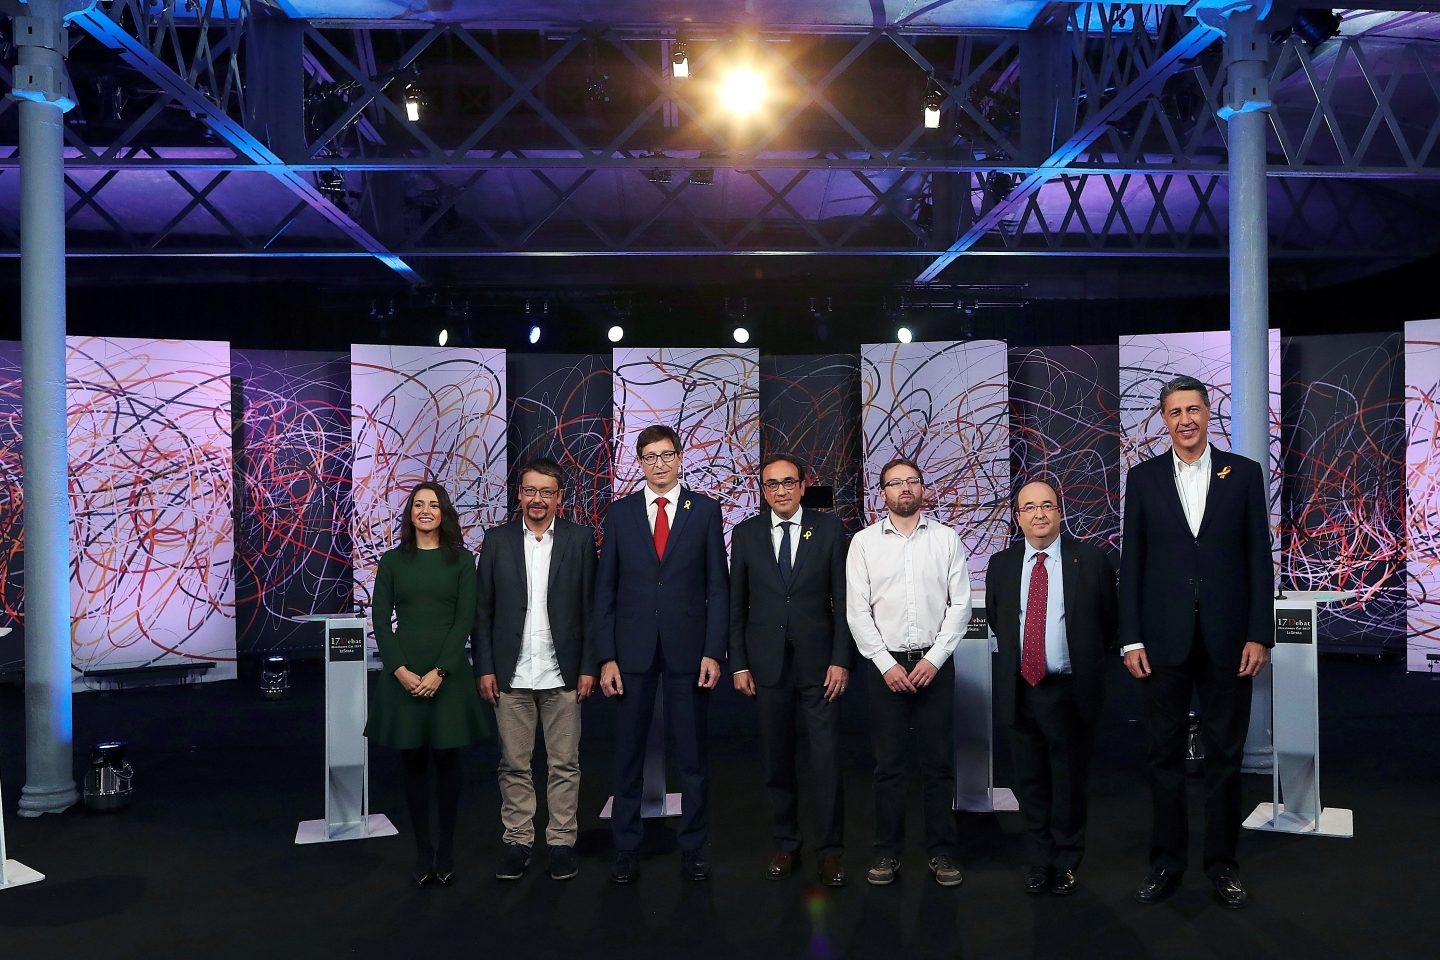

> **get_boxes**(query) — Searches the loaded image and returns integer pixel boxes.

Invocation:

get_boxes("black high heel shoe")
[414,852,434,888]
[434,852,455,887]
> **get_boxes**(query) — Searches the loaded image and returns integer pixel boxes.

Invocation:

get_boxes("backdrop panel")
[760,354,864,534]
[611,347,760,542]
[233,349,353,655]
[860,340,1010,580]
[1009,345,1122,560]
[351,346,507,638]
[0,340,21,672]
[1404,318,1440,672]
[1282,333,1405,654]
[509,353,613,532]
[67,336,237,684]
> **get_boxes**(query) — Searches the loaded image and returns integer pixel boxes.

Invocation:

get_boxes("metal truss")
[3,3,1440,281]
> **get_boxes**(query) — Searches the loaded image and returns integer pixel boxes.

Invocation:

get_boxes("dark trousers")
[755,650,843,855]
[1141,633,1253,878]
[1008,674,1095,871]
[610,650,710,854]
[865,656,958,858]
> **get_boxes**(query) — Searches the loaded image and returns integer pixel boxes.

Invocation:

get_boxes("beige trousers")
[495,687,581,847]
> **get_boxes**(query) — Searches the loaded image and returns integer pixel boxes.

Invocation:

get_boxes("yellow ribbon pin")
[1217,465,1231,479]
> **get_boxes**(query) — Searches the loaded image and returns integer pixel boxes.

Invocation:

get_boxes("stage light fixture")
[985,171,1016,204]
[671,40,690,79]
[923,78,945,130]
[259,655,290,700]
[528,325,542,345]
[607,325,625,343]
[317,168,347,205]
[897,326,914,344]
[720,65,767,116]
[438,328,449,346]
[404,83,426,122]
[82,741,133,812]
[732,326,750,345]
[1292,8,1341,47]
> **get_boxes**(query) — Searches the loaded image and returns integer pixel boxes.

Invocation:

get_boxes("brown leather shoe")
[817,854,847,887]
[765,850,799,880]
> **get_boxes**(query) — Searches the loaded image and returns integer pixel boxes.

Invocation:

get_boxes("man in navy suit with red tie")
[595,424,728,884]
[1120,375,1273,910]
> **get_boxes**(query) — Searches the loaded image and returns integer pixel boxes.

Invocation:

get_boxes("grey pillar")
[1213,4,1276,773]
[9,0,84,815]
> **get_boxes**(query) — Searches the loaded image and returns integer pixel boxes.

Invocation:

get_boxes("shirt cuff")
[870,651,899,675]
[732,668,750,675]
[1121,643,1145,655]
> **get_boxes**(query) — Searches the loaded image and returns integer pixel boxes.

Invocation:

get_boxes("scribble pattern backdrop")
[612,347,760,540]
[67,337,236,683]
[760,355,864,533]
[233,349,352,654]
[351,346,507,632]
[509,353,613,532]
[1010,346,1122,558]
[1404,319,1440,671]
[860,340,1011,581]
[0,340,22,671]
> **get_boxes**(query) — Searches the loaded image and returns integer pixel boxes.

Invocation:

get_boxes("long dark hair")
[398,481,464,562]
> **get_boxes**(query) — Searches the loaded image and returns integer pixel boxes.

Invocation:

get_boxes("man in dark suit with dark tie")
[986,480,1116,897]
[473,457,597,882]
[730,453,853,887]
[1120,375,1273,909]
[595,424,728,884]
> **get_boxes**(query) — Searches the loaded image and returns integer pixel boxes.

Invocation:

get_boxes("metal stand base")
[598,793,682,820]
[1243,802,1353,838]
[0,860,45,890]
[954,786,1019,813]
[294,813,398,845]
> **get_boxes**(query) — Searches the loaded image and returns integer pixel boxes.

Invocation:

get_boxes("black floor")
[1,655,1437,960]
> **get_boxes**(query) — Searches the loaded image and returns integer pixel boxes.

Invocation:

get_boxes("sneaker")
[549,844,579,881]
[928,856,963,887]
[494,843,531,881]
[866,856,900,885]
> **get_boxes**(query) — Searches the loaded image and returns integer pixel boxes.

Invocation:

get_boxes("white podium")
[952,592,1018,813]
[295,615,398,844]
[600,687,682,819]
[0,627,44,890]
[1243,591,1355,838]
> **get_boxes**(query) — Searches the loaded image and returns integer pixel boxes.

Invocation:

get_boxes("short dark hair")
[760,452,807,482]
[635,424,682,457]
[519,457,564,488]
[1159,375,1210,410]
[878,456,923,487]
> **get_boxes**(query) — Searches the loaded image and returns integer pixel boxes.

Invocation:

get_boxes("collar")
[881,513,928,537]
[1023,536,1062,565]
[523,516,557,542]
[770,505,804,530]
[645,483,681,509]
[1172,443,1212,475]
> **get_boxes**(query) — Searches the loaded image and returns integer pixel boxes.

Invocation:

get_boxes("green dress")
[365,546,486,750]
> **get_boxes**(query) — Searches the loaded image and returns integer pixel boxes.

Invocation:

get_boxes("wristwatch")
[435,667,449,679]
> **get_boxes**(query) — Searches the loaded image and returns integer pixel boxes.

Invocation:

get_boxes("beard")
[888,496,921,518]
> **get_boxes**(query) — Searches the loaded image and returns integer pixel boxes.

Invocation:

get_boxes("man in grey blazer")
[473,457,597,882]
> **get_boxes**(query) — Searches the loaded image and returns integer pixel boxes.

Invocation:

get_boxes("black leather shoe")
[609,851,639,884]
[1050,868,1078,896]
[1133,866,1181,904]
[766,850,799,880]
[1025,866,1050,894]
[1212,867,1249,909]
[434,852,455,887]
[681,850,711,881]
[494,843,531,881]
[413,851,434,889]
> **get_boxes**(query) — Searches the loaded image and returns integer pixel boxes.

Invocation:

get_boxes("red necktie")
[653,497,670,560]
[1021,552,1048,686]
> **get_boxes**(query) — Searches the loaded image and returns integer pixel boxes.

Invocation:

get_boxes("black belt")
[893,646,932,664]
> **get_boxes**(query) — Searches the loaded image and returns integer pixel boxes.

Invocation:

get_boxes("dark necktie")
[778,521,794,583]
[1021,552,1049,686]
[653,497,670,560]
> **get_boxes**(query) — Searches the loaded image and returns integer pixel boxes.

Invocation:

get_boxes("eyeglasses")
[881,477,924,489]
[519,486,560,500]
[762,478,801,492]
[1018,502,1057,514]
[639,450,679,466]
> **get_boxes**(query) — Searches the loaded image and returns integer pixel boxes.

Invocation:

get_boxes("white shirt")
[771,505,803,566]
[1173,443,1212,536]
[845,513,972,675]
[512,517,563,689]
[644,482,681,535]
[1020,537,1070,674]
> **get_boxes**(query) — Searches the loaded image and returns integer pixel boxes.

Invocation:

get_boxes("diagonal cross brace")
[70,7,421,284]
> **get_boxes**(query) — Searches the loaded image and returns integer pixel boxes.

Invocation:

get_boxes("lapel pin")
[803,529,813,540]
[1216,465,1231,479]
[683,499,692,510]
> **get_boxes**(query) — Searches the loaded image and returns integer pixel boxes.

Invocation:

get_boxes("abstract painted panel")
[68,337,236,684]
[612,347,759,541]
[1404,319,1440,672]
[233,349,352,655]
[0,340,21,672]
[760,354,864,534]
[860,340,1010,580]
[508,353,613,534]
[350,345,506,632]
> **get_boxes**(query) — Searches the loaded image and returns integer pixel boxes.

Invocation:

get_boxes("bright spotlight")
[528,325,542,345]
[438,328,449,346]
[607,325,625,343]
[897,326,913,344]
[732,326,750,345]
[404,84,425,123]
[923,79,945,130]
[671,41,690,80]
[720,66,767,116]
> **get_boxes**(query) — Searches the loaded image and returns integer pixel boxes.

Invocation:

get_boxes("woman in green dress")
[366,481,485,886]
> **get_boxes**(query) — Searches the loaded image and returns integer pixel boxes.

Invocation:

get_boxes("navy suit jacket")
[1118,447,1274,667]
[472,517,597,689]
[728,509,852,687]
[985,534,1117,725]
[593,487,729,674]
